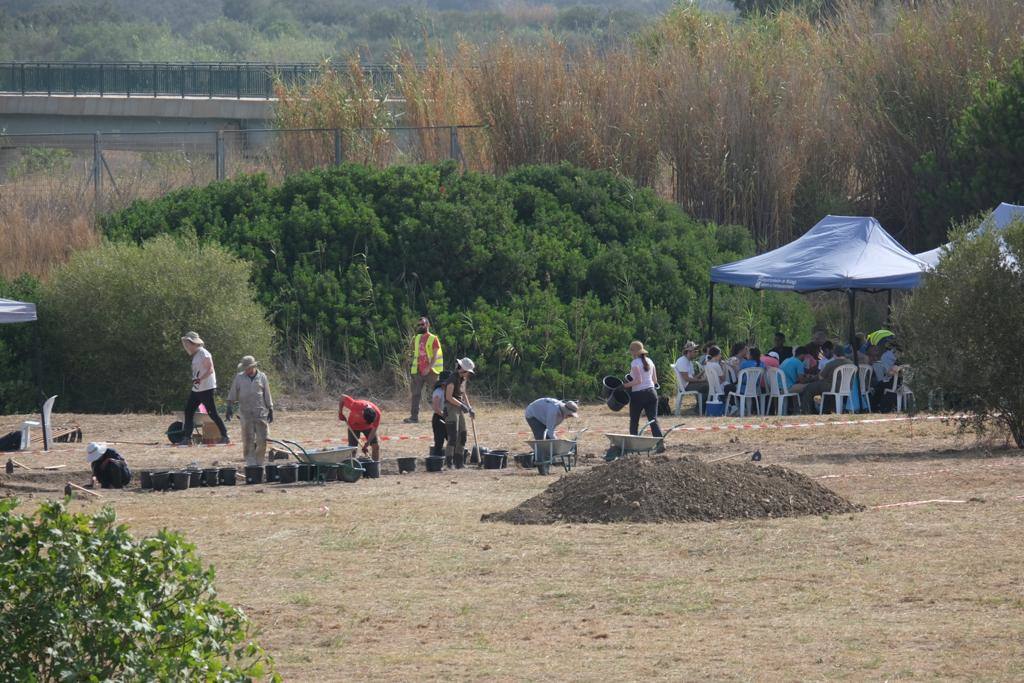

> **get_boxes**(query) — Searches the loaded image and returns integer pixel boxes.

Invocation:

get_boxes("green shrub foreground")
[0,499,277,681]
[43,235,275,412]
[101,162,811,399]
[897,218,1024,447]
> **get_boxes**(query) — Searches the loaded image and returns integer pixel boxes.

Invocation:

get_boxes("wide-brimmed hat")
[457,357,476,374]
[683,341,698,352]
[562,400,579,417]
[180,331,204,346]
[237,355,258,371]
[629,340,647,355]
[86,442,108,463]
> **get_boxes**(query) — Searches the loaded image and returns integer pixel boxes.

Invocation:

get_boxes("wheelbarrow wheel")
[536,462,551,476]
[604,447,621,462]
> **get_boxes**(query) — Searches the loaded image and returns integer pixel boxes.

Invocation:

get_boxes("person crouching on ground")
[86,442,131,489]
[622,341,664,451]
[443,358,476,465]
[178,331,229,445]
[525,398,580,440]
[225,355,274,466]
[430,379,447,456]
[339,394,382,461]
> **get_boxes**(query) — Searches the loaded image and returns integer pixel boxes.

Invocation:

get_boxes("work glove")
[460,402,470,414]
[468,406,476,419]
[361,444,369,455]
[267,408,274,423]
[225,405,234,422]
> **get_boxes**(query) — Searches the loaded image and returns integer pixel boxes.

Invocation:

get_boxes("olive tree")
[897,219,1024,447]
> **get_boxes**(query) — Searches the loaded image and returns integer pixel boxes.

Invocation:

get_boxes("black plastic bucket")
[296,463,311,481]
[359,458,381,479]
[428,445,443,457]
[484,451,507,469]
[321,463,339,482]
[165,420,186,445]
[514,453,535,469]
[397,457,417,474]
[188,469,203,488]
[203,468,220,487]
[265,463,280,482]
[309,464,320,482]
[278,463,298,484]
[606,387,631,412]
[151,470,171,491]
[425,456,445,472]
[601,375,624,398]
[171,471,191,491]
[244,465,263,484]
[139,470,153,489]
[219,467,237,486]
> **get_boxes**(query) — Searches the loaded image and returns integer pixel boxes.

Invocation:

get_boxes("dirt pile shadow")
[483,455,862,524]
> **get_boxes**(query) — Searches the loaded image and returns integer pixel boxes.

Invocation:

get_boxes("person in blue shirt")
[780,346,810,394]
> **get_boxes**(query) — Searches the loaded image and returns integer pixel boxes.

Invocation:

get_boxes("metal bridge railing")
[0,62,406,99]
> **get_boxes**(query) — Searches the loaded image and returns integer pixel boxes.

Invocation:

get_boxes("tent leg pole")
[707,283,715,340]
[849,289,862,413]
[886,290,893,327]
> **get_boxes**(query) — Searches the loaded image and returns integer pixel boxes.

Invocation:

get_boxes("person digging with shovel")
[443,357,475,467]
[339,394,382,461]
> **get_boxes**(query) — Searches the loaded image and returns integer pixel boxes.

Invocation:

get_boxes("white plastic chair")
[672,367,704,416]
[705,366,725,404]
[819,364,858,414]
[856,365,874,413]
[765,367,800,416]
[885,366,914,412]
[727,367,764,417]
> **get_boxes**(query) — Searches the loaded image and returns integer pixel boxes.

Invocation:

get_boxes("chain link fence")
[0,125,488,216]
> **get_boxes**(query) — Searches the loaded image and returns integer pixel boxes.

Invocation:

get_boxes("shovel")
[469,411,482,467]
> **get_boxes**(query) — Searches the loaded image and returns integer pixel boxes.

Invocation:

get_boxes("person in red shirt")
[339,394,382,461]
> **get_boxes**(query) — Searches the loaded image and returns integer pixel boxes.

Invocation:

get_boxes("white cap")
[86,442,108,463]
[767,351,780,360]
[457,357,476,374]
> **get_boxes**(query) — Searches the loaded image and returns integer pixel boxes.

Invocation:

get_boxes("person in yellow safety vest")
[404,316,444,424]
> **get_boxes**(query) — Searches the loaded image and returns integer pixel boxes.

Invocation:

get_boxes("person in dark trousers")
[622,340,664,452]
[443,358,476,465]
[86,442,131,489]
[524,398,580,440]
[405,316,444,424]
[178,331,229,445]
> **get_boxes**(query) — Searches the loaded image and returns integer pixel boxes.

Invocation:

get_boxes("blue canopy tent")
[915,202,1024,268]
[708,216,929,410]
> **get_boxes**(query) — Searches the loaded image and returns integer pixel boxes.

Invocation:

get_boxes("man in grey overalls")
[226,355,274,466]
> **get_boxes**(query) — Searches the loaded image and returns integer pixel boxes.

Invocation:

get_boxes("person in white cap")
[442,357,476,465]
[673,340,708,409]
[178,331,229,446]
[86,442,131,489]
[524,398,579,440]
[225,355,274,466]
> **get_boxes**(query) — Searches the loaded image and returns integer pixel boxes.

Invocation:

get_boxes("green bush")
[102,162,811,398]
[0,273,42,414]
[0,499,277,681]
[896,218,1024,447]
[43,235,275,411]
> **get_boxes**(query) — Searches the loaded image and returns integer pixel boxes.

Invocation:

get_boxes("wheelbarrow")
[526,428,588,476]
[603,421,684,461]
[265,438,363,482]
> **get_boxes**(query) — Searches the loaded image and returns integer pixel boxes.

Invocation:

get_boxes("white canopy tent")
[916,203,1024,268]
[0,298,37,324]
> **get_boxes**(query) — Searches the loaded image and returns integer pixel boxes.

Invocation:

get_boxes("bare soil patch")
[484,455,861,524]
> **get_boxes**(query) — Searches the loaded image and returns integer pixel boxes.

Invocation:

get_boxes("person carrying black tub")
[622,340,665,452]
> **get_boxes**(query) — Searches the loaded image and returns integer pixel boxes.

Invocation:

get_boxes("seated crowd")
[674,331,906,415]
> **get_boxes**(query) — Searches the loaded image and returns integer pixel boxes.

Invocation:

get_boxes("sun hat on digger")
[86,442,108,463]
[180,331,204,346]
[237,355,259,371]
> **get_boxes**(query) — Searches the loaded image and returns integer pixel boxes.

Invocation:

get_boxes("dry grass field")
[3,401,1024,681]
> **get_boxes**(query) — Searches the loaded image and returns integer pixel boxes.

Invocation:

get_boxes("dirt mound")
[483,456,861,524]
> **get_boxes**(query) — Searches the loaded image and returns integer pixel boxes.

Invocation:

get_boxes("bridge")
[0,62,405,138]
